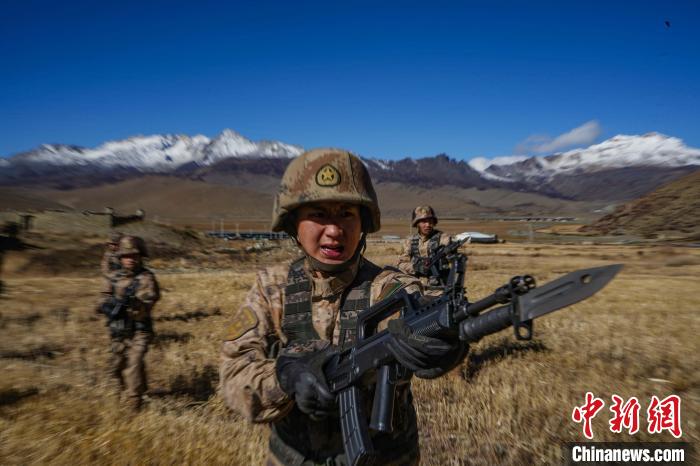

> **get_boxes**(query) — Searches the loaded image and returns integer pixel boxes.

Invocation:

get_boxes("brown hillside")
[35,176,276,222]
[2,175,602,226]
[580,169,700,238]
[0,187,71,211]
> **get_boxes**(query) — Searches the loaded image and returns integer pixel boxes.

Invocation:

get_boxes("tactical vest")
[271,257,420,466]
[108,271,153,338]
[410,231,442,276]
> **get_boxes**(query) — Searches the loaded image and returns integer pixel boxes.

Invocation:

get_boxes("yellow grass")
[1,241,698,465]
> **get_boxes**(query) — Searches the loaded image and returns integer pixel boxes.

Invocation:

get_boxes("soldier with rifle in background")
[101,231,123,278]
[396,206,457,289]
[99,235,160,412]
[95,232,122,313]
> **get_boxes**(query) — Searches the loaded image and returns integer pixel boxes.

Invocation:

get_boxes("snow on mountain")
[542,133,700,172]
[7,130,303,172]
[87,134,211,169]
[468,155,529,180]
[472,133,700,181]
[201,130,303,163]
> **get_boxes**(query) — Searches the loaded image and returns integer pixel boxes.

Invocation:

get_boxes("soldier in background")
[101,231,122,278]
[396,206,453,288]
[96,232,122,314]
[220,149,466,465]
[101,235,160,412]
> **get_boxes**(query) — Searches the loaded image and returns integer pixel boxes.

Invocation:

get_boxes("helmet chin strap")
[296,234,367,274]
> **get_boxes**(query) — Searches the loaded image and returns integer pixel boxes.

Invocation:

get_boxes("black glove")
[275,342,337,420]
[386,319,465,378]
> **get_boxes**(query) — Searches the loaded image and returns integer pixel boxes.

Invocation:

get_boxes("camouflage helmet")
[411,205,438,227]
[117,235,149,258]
[271,148,381,234]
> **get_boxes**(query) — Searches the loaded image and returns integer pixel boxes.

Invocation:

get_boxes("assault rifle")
[100,295,131,324]
[322,253,621,466]
[100,280,138,336]
[424,232,471,287]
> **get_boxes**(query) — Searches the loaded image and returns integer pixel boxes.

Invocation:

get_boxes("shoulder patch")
[224,306,259,341]
[377,281,404,301]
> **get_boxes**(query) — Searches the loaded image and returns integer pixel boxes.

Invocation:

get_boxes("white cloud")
[468,155,529,172]
[517,120,602,154]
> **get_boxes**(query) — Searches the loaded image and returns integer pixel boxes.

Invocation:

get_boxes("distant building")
[0,208,145,233]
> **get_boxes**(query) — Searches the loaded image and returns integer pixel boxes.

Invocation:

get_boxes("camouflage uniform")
[98,232,122,304]
[103,236,160,410]
[221,257,422,465]
[220,148,426,465]
[396,231,452,278]
[101,247,121,278]
[100,247,122,293]
[396,206,453,289]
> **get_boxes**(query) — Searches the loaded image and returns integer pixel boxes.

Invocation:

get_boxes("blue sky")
[1,0,698,160]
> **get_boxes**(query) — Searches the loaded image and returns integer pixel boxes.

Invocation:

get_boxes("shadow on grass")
[154,308,221,323]
[0,312,43,328]
[463,338,548,380]
[149,364,218,402]
[0,387,40,406]
[152,331,193,348]
[0,344,66,360]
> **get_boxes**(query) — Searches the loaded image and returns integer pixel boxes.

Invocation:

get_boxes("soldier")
[396,206,453,289]
[101,231,123,279]
[96,232,122,312]
[102,235,160,412]
[220,149,467,465]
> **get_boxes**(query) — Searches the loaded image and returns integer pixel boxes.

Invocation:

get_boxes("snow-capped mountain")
[7,130,303,171]
[471,133,700,182]
[466,133,700,201]
[2,130,698,202]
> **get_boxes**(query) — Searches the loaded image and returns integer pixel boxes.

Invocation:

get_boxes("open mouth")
[320,245,345,260]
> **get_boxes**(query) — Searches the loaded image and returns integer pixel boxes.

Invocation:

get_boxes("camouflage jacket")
[396,230,452,276]
[100,248,121,279]
[109,266,160,322]
[220,257,422,423]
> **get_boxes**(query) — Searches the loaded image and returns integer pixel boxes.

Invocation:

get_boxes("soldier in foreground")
[396,206,453,288]
[220,149,466,465]
[100,235,160,412]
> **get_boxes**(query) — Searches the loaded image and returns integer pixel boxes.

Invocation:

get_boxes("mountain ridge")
[2,130,699,202]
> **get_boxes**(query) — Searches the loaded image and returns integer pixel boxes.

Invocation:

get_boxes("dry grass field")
[1,237,698,465]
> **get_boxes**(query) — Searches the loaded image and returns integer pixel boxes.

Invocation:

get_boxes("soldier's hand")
[386,319,458,373]
[275,342,337,420]
[290,371,336,419]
